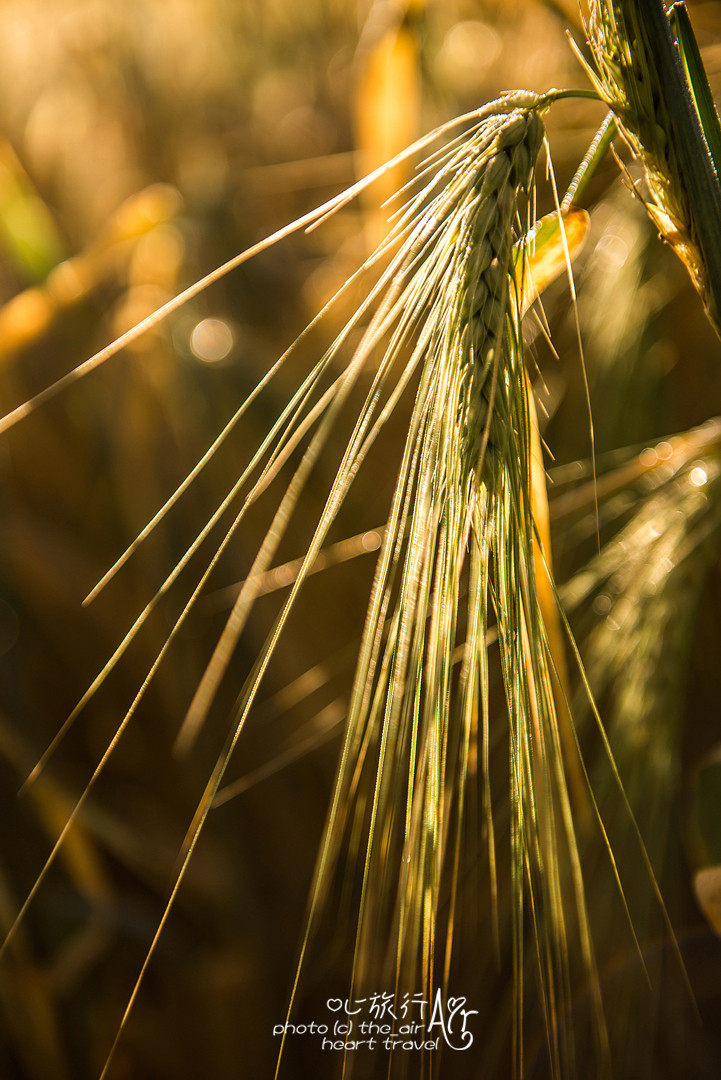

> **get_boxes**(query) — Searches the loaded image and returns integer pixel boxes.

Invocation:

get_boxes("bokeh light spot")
[190,317,234,363]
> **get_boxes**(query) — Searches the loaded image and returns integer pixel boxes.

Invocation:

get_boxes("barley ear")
[275,97,609,1080]
[587,0,721,334]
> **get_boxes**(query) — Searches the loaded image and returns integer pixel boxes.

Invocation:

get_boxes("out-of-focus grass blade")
[0,141,66,282]
[688,749,721,935]
[689,752,721,868]
[354,0,425,248]
[0,184,181,365]
[670,2,721,177]
[694,867,721,936]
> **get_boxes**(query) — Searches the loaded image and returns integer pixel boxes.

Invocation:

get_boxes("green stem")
[538,87,603,109]
[561,112,616,212]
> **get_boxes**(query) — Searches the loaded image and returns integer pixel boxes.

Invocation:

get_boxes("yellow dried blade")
[519,205,592,822]
[517,206,590,315]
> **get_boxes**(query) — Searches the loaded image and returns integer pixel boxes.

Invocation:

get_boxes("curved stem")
[562,112,616,211]
[538,86,604,108]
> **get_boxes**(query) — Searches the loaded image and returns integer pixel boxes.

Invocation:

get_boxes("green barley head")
[282,93,603,1080]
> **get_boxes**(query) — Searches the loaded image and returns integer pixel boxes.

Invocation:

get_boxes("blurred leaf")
[688,751,721,871]
[694,865,721,937]
[0,141,66,282]
[0,184,181,365]
[354,3,422,246]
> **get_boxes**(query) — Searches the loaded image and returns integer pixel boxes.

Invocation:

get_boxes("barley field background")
[2,2,721,1079]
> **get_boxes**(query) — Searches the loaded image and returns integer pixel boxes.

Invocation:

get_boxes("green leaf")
[643,0,721,328]
[670,2,721,178]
